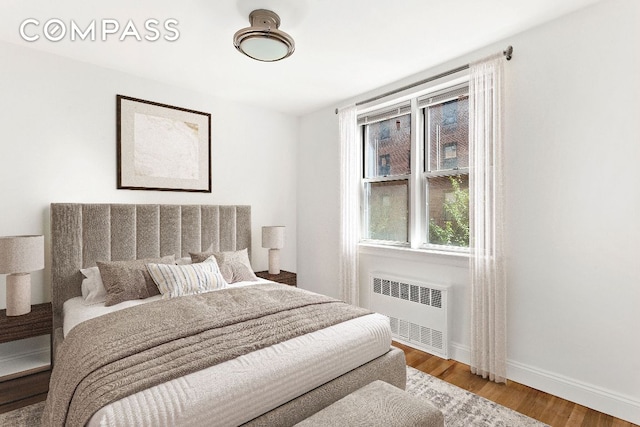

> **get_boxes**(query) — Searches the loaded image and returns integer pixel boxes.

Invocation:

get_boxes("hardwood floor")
[397,341,637,427]
[0,344,636,427]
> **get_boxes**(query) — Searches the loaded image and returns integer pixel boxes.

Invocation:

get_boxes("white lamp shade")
[0,235,45,273]
[262,226,285,249]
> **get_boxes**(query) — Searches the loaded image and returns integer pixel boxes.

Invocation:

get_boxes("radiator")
[369,272,450,359]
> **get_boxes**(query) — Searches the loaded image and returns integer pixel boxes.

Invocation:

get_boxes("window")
[423,90,469,248]
[361,107,411,243]
[360,83,469,251]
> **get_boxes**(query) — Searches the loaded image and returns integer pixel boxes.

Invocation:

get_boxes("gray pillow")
[97,255,176,306]
[189,248,257,283]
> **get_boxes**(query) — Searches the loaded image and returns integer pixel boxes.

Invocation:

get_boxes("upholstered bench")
[294,380,444,427]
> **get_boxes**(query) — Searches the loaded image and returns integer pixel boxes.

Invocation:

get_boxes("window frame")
[359,78,470,254]
[421,85,470,252]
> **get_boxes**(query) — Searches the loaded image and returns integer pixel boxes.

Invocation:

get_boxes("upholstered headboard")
[50,203,251,359]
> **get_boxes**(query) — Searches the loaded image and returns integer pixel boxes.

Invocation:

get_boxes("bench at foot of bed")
[295,379,444,427]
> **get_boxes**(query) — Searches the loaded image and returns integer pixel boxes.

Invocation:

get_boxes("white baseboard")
[448,341,640,425]
[449,341,471,365]
[507,359,640,425]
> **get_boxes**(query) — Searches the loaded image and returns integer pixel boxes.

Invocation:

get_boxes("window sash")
[423,95,469,175]
[358,102,411,126]
[417,84,468,109]
[363,113,412,179]
[424,173,469,249]
[362,178,410,244]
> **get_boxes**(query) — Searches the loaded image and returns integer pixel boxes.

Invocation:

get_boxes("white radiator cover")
[369,272,450,359]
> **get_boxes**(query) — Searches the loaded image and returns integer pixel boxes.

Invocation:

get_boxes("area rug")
[1,368,547,426]
[0,401,44,427]
[406,366,548,426]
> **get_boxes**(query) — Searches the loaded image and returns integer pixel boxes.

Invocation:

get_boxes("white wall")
[298,108,341,298]
[0,40,298,371]
[297,0,640,423]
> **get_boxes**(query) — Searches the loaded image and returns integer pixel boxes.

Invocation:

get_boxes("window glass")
[426,175,469,247]
[364,180,408,242]
[427,97,469,172]
[364,114,411,178]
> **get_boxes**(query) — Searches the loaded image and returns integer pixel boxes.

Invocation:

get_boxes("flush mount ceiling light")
[233,9,295,62]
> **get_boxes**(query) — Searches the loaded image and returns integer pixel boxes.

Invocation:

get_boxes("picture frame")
[116,95,211,192]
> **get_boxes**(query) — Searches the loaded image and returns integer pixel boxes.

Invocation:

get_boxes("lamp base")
[268,248,281,275]
[6,273,31,316]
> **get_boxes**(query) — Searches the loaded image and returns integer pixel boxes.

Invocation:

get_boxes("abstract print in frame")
[117,95,211,192]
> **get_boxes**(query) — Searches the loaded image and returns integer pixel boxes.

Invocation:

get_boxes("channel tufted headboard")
[49,203,251,360]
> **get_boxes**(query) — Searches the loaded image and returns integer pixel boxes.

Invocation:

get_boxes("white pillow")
[175,256,193,265]
[80,266,107,305]
[189,248,258,283]
[146,256,227,299]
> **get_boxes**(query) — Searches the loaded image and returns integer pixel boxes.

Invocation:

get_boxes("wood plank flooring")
[397,341,637,427]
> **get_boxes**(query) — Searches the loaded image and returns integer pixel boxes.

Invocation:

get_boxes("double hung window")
[361,105,411,243]
[361,83,470,251]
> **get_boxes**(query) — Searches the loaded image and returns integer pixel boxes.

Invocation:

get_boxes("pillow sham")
[97,255,176,306]
[175,256,193,265]
[189,248,258,283]
[146,256,227,298]
[80,266,107,305]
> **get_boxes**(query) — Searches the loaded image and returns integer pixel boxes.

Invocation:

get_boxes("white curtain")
[469,55,507,383]
[338,105,359,305]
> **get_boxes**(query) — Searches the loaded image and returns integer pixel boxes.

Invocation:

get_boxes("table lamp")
[0,235,44,316]
[262,226,285,274]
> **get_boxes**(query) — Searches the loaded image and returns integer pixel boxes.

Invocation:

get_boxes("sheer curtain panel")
[338,105,360,305]
[469,55,507,383]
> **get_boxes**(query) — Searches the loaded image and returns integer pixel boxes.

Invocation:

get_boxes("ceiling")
[0,0,604,116]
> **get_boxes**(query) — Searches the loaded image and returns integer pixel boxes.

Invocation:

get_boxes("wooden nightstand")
[255,270,297,287]
[0,302,52,413]
[0,302,52,345]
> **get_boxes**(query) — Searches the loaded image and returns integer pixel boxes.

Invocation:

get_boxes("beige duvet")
[42,284,371,427]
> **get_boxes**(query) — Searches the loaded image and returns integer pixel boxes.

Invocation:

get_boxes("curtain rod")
[335,45,513,114]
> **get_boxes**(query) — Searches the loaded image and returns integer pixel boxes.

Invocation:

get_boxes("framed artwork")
[117,95,211,192]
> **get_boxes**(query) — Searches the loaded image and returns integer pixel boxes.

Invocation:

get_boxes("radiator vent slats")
[373,277,382,294]
[374,277,442,309]
[370,273,449,359]
[388,317,444,350]
[409,285,419,303]
[432,289,442,308]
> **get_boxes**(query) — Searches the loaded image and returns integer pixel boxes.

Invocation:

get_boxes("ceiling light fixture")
[233,9,295,62]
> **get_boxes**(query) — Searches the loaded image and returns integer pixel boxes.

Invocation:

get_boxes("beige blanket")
[42,284,371,427]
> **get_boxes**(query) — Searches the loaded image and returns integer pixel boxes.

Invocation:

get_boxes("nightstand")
[255,270,297,287]
[0,302,52,345]
[0,302,52,413]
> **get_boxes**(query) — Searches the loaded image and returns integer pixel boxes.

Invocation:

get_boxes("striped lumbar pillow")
[147,256,228,298]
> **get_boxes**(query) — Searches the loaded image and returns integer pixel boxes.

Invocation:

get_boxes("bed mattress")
[62,283,392,426]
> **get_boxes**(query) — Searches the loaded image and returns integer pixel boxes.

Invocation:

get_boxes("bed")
[45,203,406,427]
